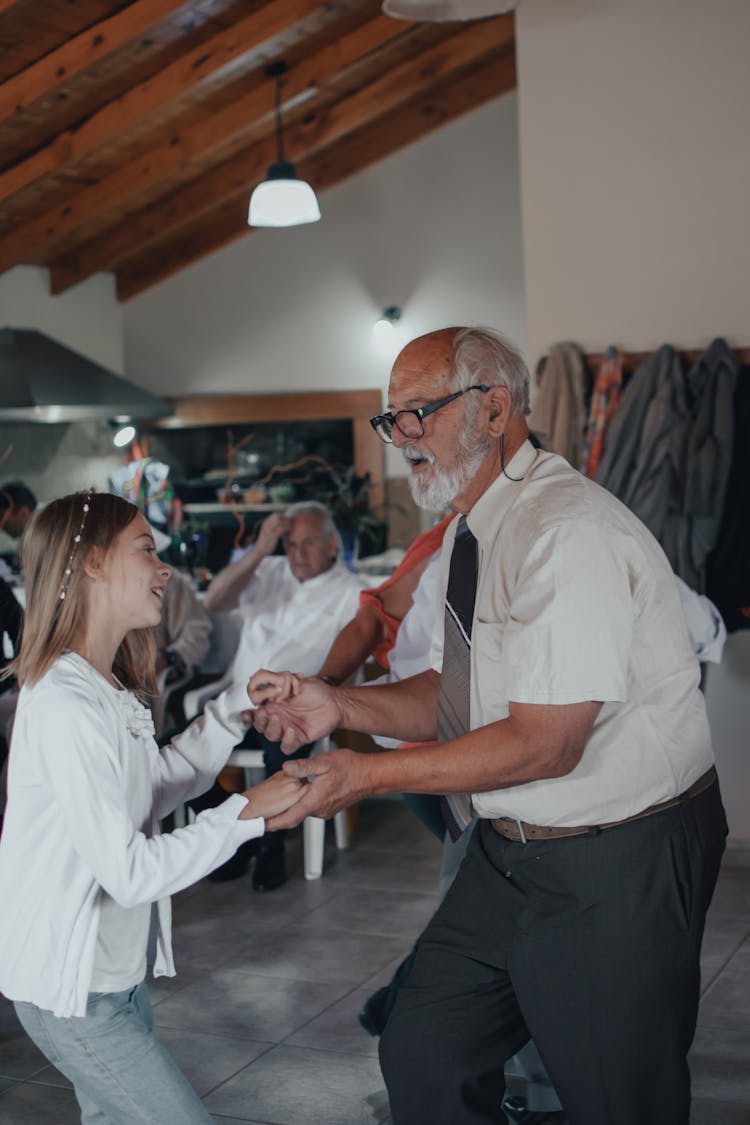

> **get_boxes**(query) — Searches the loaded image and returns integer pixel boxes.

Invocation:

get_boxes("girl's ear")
[82,545,106,581]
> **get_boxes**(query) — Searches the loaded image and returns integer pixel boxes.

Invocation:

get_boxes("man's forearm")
[335,669,440,743]
[356,700,600,797]
[317,606,385,686]
[203,548,263,612]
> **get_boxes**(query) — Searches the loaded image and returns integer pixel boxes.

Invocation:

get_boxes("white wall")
[0,267,125,513]
[516,0,750,364]
[0,265,123,372]
[515,0,750,846]
[123,91,526,490]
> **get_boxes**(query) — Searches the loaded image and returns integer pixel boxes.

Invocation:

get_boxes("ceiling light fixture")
[382,0,518,20]
[248,60,321,228]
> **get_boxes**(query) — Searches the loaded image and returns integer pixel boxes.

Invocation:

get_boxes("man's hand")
[253,677,342,753]
[265,748,373,829]
[254,512,290,559]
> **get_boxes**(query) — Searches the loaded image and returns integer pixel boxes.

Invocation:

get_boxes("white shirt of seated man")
[204,504,366,688]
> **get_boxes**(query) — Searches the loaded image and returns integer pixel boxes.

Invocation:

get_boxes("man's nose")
[391,424,408,449]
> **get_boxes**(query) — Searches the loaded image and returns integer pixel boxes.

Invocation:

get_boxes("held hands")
[246,668,302,707]
[238,770,306,821]
[252,676,343,754]
[265,747,373,830]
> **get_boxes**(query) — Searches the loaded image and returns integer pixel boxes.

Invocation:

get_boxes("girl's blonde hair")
[10,490,157,696]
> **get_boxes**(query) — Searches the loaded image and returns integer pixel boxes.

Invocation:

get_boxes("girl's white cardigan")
[0,652,263,1017]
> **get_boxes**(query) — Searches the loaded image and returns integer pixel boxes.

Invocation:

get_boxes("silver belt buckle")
[515,818,527,844]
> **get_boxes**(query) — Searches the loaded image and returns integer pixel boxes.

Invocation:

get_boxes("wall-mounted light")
[372,306,404,360]
[248,60,321,228]
[110,417,136,448]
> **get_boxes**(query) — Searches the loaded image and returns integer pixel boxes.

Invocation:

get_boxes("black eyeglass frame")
[369,384,490,444]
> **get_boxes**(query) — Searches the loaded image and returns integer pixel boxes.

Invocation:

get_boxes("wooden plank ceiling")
[0,0,516,301]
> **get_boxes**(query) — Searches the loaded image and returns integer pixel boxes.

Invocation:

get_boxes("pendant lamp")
[248,61,321,228]
[382,0,518,19]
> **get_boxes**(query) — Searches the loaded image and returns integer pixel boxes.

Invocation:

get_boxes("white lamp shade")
[248,166,321,228]
[383,0,517,19]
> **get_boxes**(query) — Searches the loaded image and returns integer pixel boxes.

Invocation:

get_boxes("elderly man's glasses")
[369,384,490,444]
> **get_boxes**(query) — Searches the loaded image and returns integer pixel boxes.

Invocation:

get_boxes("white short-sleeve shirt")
[431,441,714,827]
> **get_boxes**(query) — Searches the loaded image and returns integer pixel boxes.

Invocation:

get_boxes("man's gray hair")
[451,327,531,417]
[285,500,338,542]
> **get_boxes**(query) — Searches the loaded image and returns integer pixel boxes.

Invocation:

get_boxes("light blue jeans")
[14,982,213,1124]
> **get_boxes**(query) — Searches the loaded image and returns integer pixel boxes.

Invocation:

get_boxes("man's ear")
[486,385,512,437]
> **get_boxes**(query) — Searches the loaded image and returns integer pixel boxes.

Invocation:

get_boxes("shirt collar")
[466,439,538,546]
[286,556,345,589]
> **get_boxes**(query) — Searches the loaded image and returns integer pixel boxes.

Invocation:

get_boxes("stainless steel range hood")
[0,327,173,422]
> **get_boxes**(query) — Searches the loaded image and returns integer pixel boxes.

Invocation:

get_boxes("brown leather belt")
[490,766,717,843]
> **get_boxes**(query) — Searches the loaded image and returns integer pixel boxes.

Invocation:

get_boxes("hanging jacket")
[666,338,737,591]
[581,346,624,477]
[527,342,588,469]
[706,363,750,629]
[594,344,688,557]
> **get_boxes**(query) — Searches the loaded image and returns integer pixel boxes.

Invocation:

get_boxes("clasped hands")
[238,669,370,830]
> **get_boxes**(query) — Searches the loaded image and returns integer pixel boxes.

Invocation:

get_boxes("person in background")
[252,326,727,1125]
[196,500,365,891]
[152,561,212,740]
[0,489,303,1125]
[0,481,37,540]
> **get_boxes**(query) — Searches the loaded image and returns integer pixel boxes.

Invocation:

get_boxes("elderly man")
[254,328,727,1123]
[200,500,364,890]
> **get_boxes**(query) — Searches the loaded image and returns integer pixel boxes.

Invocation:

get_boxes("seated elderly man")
[197,500,365,891]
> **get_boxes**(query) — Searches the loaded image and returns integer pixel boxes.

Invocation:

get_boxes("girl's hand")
[246,669,302,706]
[238,771,306,820]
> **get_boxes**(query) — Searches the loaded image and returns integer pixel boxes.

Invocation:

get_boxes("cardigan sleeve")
[32,684,263,909]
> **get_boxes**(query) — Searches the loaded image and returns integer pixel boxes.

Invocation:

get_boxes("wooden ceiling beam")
[48,17,514,293]
[0,0,316,204]
[0,0,188,121]
[114,48,516,300]
[1,10,409,278]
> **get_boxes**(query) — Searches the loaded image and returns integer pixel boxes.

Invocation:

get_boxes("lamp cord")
[274,74,285,163]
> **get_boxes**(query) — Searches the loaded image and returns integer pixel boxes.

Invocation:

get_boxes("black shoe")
[252,840,286,892]
[358,987,391,1037]
[502,1095,567,1123]
[207,839,257,883]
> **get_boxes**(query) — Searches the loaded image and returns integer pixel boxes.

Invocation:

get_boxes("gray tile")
[156,1026,272,1096]
[232,921,408,985]
[286,986,379,1057]
[305,885,439,938]
[689,1025,750,1103]
[0,1000,51,1081]
[708,865,750,915]
[204,1043,389,1125]
[689,1095,750,1124]
[152,967,351,1041]
[18,1064,71,1089]
[726,936,750,971]
[0,1080,81,1123]
[362,953,412,991]
[697,970,750,1031]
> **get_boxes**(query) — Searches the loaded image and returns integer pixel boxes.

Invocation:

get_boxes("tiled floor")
[1,798,749,1124]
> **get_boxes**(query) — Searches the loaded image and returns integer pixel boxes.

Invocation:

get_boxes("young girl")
[0,490,303,1124]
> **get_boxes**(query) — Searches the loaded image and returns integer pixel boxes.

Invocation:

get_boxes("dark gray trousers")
[380,781,727,1125]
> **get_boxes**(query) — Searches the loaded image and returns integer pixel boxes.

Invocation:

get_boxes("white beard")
[403,434,490,512]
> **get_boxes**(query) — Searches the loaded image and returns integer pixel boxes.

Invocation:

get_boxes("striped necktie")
[436,517,478,840]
